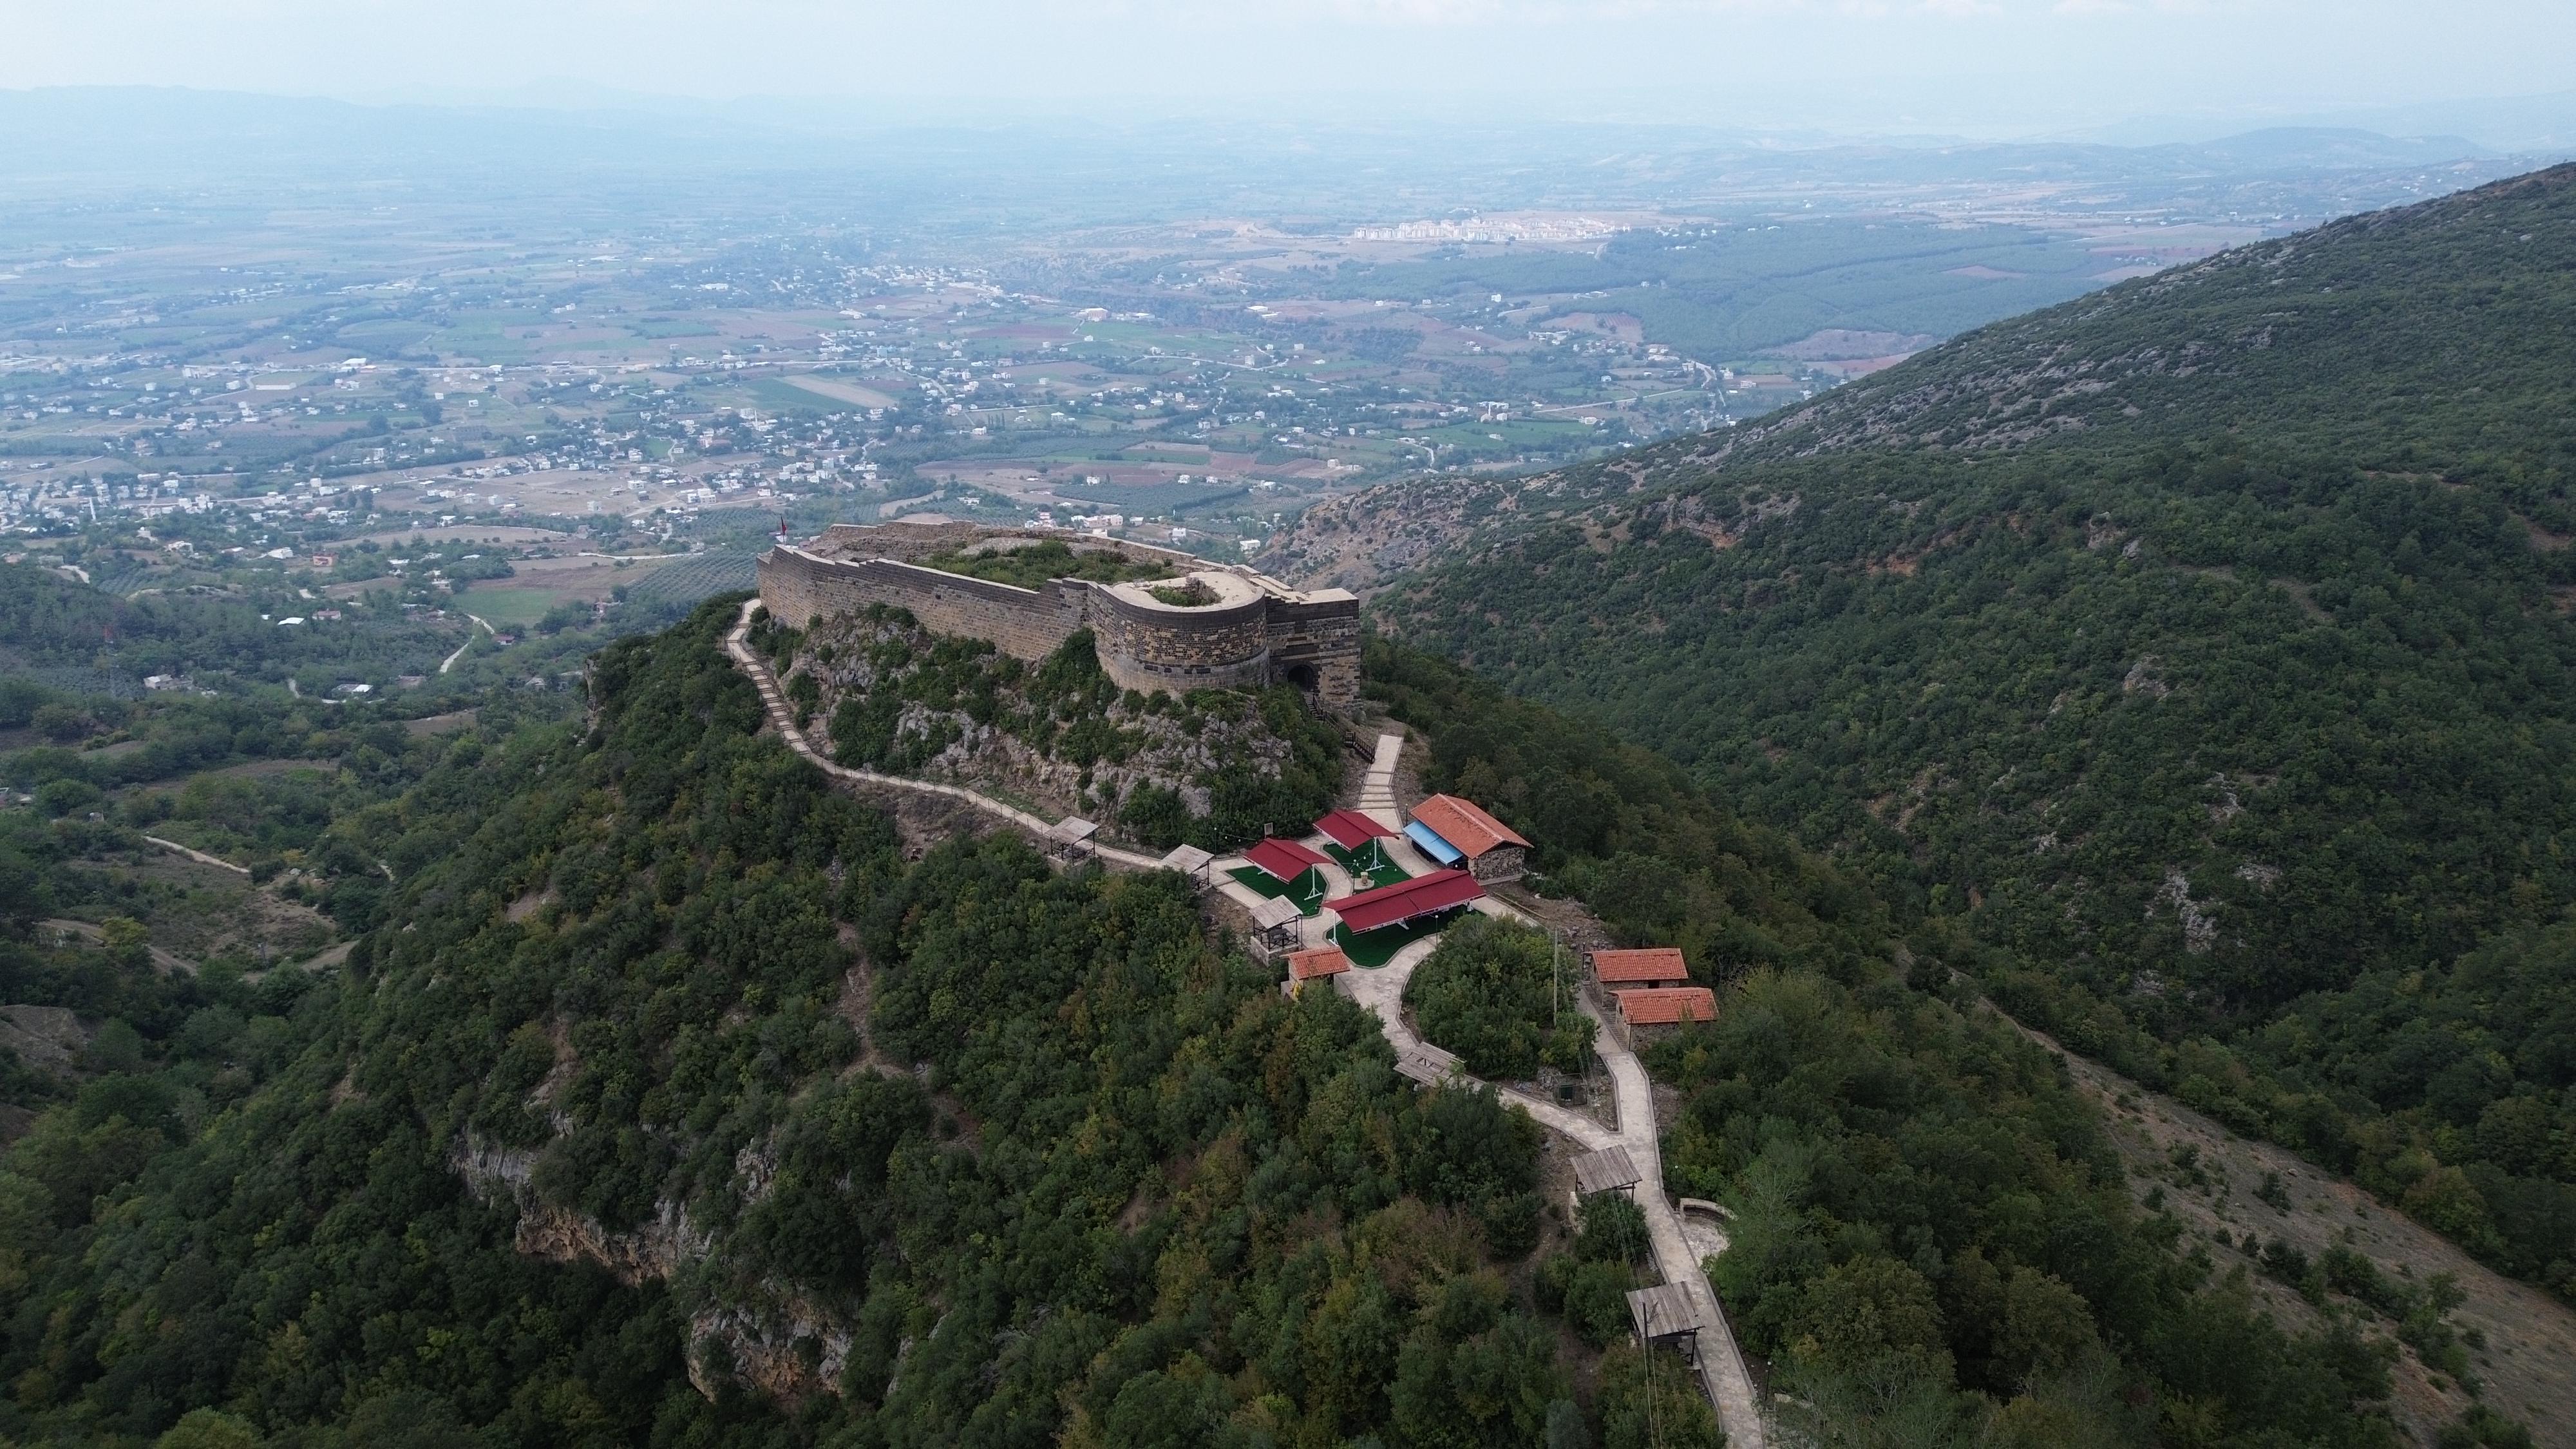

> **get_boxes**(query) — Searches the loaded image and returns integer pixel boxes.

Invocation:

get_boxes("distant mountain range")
[0,85,2550,199]
[2069,88,2576,155]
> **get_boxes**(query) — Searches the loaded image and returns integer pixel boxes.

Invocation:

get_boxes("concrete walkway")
[1589,1000,1765,1447]
[1341,895,1765,1448]
[1341,730,1766,1448]
[1358,733,1403,823]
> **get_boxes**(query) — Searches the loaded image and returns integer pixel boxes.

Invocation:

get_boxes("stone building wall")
[1267,595,1364,703]
[757,525,1361,705]
[1466,843,1528,884]
[1088,588,1274,695]
[755,552,1085,663]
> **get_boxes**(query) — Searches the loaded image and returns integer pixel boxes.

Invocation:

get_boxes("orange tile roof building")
[1405,793,1531,883]
[1282,945,1352,998]
[1589,947,1690,989]
[1614,987,1717,1028]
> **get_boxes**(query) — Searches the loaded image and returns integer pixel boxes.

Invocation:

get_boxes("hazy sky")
[12,0,2574,137]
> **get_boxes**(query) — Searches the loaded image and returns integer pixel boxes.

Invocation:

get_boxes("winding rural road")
[439,614,497,674]
[142,835,251,875]
[723,601,1764,1444]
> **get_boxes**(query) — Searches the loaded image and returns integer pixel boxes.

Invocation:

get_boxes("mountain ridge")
[1274,161,2576,1300]
[1265,161,2576,596]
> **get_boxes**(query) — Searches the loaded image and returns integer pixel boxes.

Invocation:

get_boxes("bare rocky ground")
[2006,1014,2576,1447]
[782,608,1314,845]
[1260,467,1651,598]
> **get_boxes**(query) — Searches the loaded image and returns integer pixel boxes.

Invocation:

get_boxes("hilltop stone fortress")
[756,521,1361,705]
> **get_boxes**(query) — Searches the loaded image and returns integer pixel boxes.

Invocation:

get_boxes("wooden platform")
[1571,1144,1642,1197]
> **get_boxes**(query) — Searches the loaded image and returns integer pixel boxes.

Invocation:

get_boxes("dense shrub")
[1405,914,1594,1079]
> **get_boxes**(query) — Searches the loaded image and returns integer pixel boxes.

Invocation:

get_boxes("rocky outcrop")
[687,1294,853,1403]
[787,609,1312,831]
[0,1005,88,1077]
[453,1137,707,1285]
[453,1133,853,1403]
[1260,466,1659,596]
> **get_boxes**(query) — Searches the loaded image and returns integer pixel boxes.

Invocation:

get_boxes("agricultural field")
[1,113,2529,571]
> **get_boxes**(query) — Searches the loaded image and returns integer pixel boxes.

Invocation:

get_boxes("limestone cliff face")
[685,1294,854,1404]
[0,1004,88,1077]
[452,1134,853,1404]
[786,609,1315,830]
[453,1137,706,1285]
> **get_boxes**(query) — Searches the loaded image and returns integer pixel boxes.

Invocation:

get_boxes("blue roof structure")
[1405,819,1464,866]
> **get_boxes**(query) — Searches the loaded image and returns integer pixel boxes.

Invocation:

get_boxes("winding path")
[142,835,251,875]
[1336,738,1766,1449]
[439,614,498,674]
[721,601,1763,1444]
[724,600,1165,868]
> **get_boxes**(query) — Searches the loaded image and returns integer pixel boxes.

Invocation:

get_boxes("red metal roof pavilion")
[1326,869,1485,934]
[1243,837,1333,886]
[1312,808,1397,851]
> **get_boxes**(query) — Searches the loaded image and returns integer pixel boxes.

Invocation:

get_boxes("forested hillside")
[1700,164,2576,473]
[0,599,2460,1446]
[1367,642,2469,1448]
[1311,164,2576,1295]
[0,600,1640,1446]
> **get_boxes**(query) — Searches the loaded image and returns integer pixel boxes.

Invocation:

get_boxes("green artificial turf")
[1331,912,1457,969]
[1322,840,1411,889]
[1226,864,1328,915]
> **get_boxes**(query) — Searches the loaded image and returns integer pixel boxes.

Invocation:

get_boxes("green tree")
[1405,915,1591,1079]
[155,1408,262,1449]
[1993,1267,2098,1385]
[1598,1344,1724,1449]
[1790,1253,1952,1379]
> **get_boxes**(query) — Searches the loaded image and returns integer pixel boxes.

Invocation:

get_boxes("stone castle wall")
[756,554,1087,663]
[1088,587,1274,696]
[810,522,1200,573]
[1266,595,1363,703]
[755,524,1360,705]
